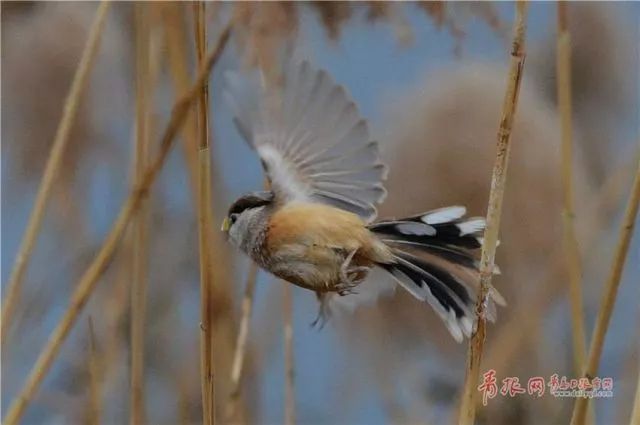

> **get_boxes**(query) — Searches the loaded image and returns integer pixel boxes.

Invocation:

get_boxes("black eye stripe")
[228,191,274,216]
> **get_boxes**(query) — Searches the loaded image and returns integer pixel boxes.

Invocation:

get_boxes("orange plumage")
[265,202,391,292]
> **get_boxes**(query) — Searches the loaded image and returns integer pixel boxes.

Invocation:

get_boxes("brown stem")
[1,0,111,343]
[130,4,152,425]
[193,3,216,425]
[2,25,231,425]
[571,152,640,424]
[457,2,528,424]
[556,0,588,376]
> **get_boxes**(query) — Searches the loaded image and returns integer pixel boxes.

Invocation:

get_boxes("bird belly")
[267,243,352,292]
[261,202,388,292]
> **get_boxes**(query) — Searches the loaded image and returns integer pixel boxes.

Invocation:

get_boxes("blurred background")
[2,2,639,424]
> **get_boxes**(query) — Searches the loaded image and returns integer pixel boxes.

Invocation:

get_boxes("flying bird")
[221,61,504,342]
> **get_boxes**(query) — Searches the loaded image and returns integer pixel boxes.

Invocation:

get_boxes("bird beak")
[221,217,231,232]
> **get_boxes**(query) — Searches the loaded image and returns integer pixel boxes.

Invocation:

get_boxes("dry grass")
[556,1,588,377]
[162,3,201,192]
[571,152,640,424]
[2,3,637,424]
[129,3,152,424]
[1,0,111,343]
[162,5,241,417]
[484,153,638,373]
[193,2,216,424]
[2,24,231,425]
[458,3,528,424]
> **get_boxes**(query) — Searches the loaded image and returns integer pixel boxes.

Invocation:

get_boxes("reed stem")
[556,0,588,376]
[2,26,231,425]
[571,152,640,425]
[193,3,216,425]
[458,3,528,424]
[1,0,111,342]
[130,4,152,424]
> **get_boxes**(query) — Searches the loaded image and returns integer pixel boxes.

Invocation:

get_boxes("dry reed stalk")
[457,3,528,424]
[1,0,110,342]
[283,283,296,425]
[162,1,236,302]
[130,4,152,424]
[161,3,200,188]
[87,317,102,425]
[485,154,639,371]
[225,264,259,421]
[193,3,216,424]
[163,4,240,412]
[631,366,640,425]
[571,153,640,425]
[2,27,232,425]
[104,230,133,381]
[162,1,234,254]
[557,0,588,376]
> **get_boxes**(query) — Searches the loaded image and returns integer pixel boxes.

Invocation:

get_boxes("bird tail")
[369,206,505,342]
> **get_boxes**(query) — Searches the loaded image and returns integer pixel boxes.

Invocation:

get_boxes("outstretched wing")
[224,61,387,222]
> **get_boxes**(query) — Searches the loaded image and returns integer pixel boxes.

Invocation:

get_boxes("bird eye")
[230,213,238,224]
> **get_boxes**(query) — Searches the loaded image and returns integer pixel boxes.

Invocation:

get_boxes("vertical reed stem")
[571,153,640,425]
[162,3,200,185]
[557,0,588,376]
[2,29,231,425]
[130,4,151,424]
[1,0,110,342]
[458,3,528,424]
[193,3,216,424]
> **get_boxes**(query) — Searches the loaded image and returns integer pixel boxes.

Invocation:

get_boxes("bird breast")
[261,202,391,291]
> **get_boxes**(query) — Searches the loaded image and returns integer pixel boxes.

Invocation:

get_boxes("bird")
[221,60,505,342]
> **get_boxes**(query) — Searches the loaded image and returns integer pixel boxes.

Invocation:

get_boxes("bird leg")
[311,292,331,329]
[336,248,368,296]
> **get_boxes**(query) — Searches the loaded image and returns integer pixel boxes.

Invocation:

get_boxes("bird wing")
[224,60,387,223]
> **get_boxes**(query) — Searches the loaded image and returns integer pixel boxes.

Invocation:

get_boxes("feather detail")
[457,218,486,235]
[418,206,467,224]
[371,205,504,341]
[224,60,387,222]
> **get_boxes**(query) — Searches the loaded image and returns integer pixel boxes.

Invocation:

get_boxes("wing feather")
[224,61,387,222]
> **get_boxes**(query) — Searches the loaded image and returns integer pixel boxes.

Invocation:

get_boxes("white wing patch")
[256,145,310,201]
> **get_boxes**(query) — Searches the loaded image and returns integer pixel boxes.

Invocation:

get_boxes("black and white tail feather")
[371,206,505,343]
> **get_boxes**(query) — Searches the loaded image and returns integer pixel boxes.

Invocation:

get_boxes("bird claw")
[335,281,358,296]
[337,249,366,295]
